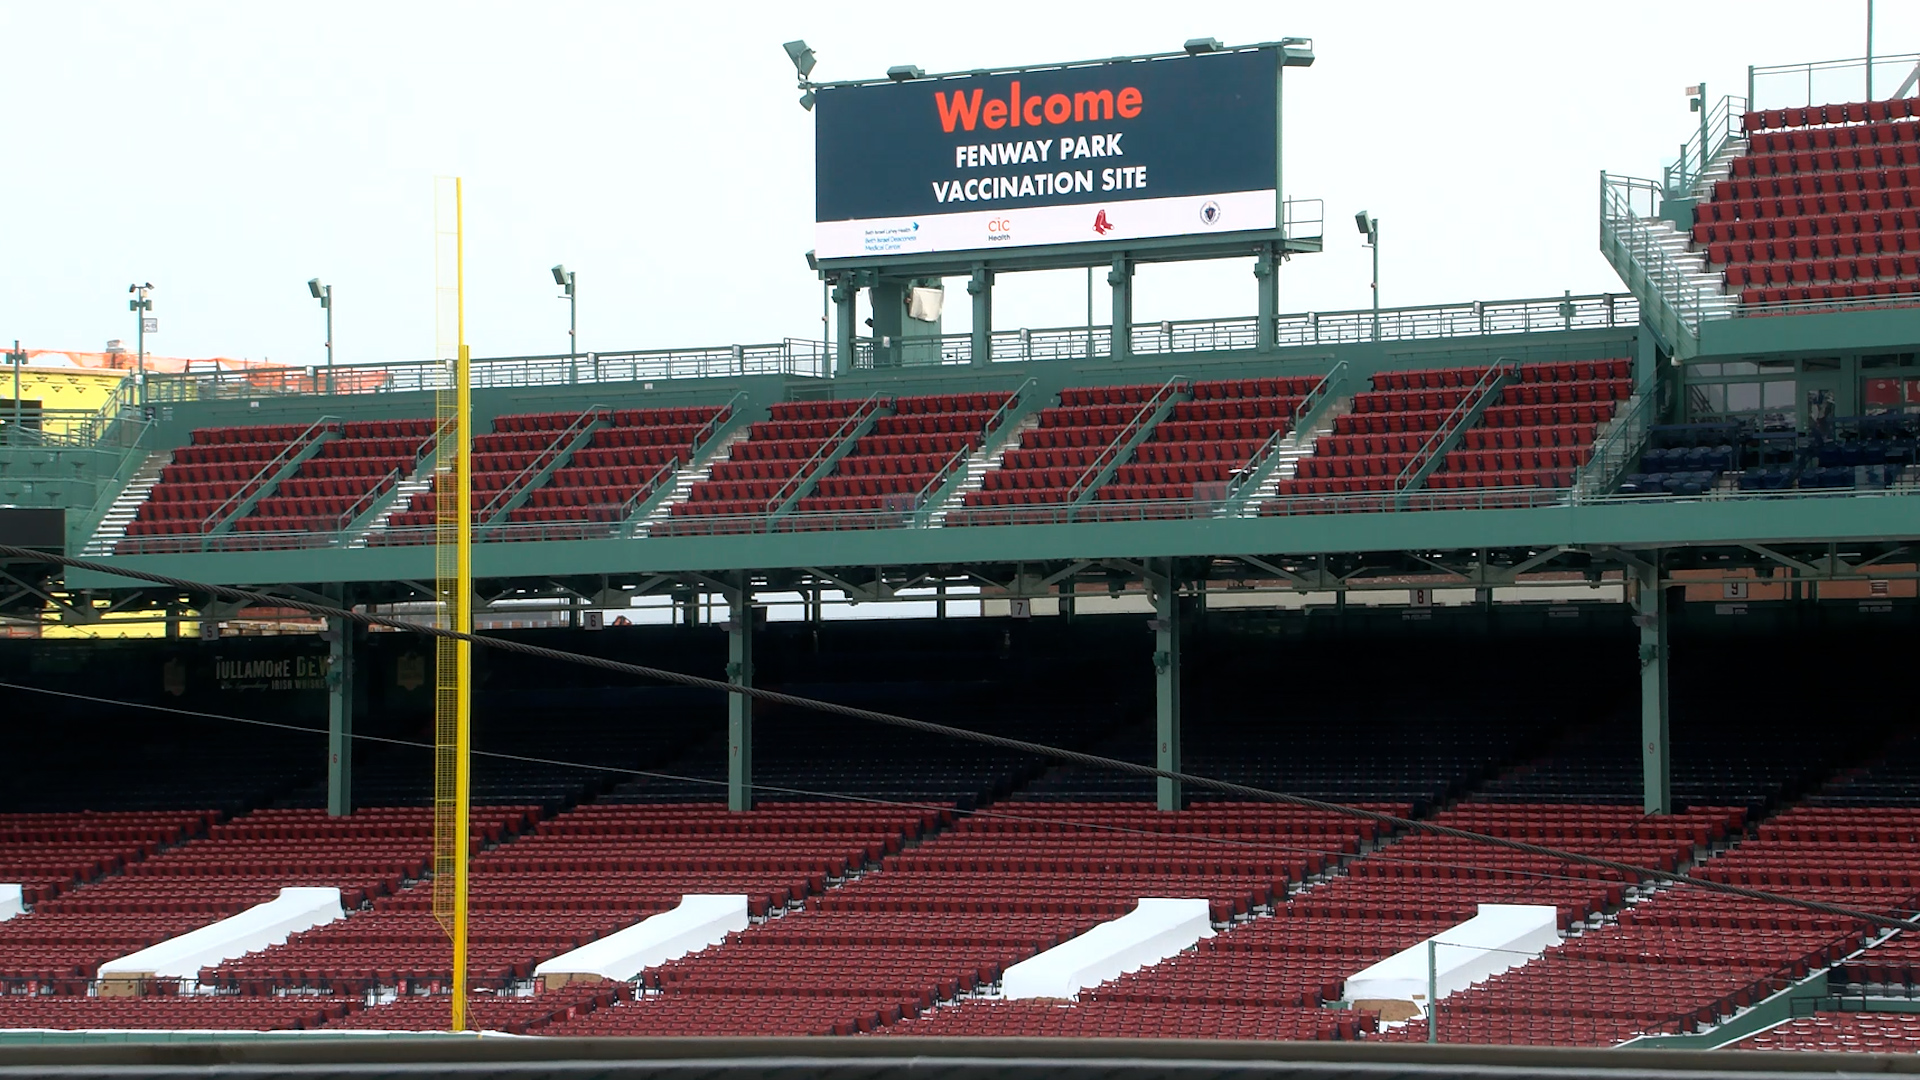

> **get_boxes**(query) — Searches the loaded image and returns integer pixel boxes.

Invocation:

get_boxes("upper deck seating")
[237,418,435,541]
[502,406,728,537]
[665,399,877,530]
[377,413,588,540]
[1095,377,1311,503]
[1703,99,1920,307]
[1275,362,1630,500]
[786,393,1012,527]
[954,383,1174,521]
[118,424,321,549]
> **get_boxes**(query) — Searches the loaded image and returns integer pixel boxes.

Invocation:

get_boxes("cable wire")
[4,543,1916,932]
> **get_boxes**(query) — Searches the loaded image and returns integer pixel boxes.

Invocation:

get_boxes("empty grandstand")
[4,27,1920,1080]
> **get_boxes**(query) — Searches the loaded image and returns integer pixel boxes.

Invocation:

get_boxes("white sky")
[2,1,1916,366]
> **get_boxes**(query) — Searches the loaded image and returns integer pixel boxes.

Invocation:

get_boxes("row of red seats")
[1744,99,1920,132]
[1732,148,1920,178]
[1741,282,1920,306]
[1735,1011,1920,1052]
[1696,208,1920,245]
[1758,118,1920,152]
[1698,189,1918,224]
[1726,256,1920,286]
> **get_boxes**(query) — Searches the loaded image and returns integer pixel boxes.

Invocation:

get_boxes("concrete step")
[638,426,754,533]
[930,413,1041,526]
[81,451,170,556]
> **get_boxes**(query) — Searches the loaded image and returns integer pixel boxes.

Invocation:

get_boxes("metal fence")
[1749,53,1920,111]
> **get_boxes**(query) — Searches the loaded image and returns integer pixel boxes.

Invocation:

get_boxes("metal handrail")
[1571,390,1656,499]
[1599,173,1729,354]
[1391,361,1516,493]
[197,416,339,536]
[905,378,1039,525]
[690,392,749,455]
[1219,363,1348,507]
[761,394,889,517]
[1665,94,1749,198]
[325,467,404,539]
[1064,376,1189,506]
[474,405,608,526]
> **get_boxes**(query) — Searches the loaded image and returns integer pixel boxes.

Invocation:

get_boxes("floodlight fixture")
[552,265,578,357]
[799,90,815,111]
[1354,210,1375,237]
[307,278,326,302]
[783,40,817,79]
[886,64,924,82]
[1184,37,1223,55]
[1280,37,1315,67]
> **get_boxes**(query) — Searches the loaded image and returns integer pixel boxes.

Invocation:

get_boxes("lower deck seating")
[0,807,532,988]
[0,811,211,905]
[0,993,353,1030]
[200,803,936,998]
[119,424,321,549]
[957,383,1175,519]
[503,406,727,538]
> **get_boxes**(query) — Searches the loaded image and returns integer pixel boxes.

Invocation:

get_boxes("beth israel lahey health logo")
[1199,200,1223,226]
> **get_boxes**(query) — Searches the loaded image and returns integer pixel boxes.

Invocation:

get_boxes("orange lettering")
[1043,94,1072,125]
[1023,95,1043,126]
[982,99,1007,129]
[1117,86,1142,119]
[1009,80,1021,128]
[935,89,984,133]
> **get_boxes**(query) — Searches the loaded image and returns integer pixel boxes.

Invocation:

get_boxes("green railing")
[1573,389,1655,500]
[1663,94,1748,198]
[1599,173,1727,356]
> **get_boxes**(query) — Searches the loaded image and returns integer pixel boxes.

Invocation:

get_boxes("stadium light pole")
[1354,213,1379,340]
[307,279,332,392]
[552,265,576,358]
[127,283,153,408]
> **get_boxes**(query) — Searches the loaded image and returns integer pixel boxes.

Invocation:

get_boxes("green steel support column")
[1151,560,1183,811]
[968,268,992,366]
[1255,245,1278,352]
[1109,255,1133,362]
[871,281,906,369]
[832,280,857,377]
[1635,558,1671,815]
[326,608,355,817]
[727,577,755,812]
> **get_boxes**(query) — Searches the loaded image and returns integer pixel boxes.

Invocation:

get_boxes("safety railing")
[1600,173,1729,355]
[327,468,405,538]
[1735,292,1920,319]
[1282,196,1325,242]
[1392,360,1516,496]
[144,340,828,403]
[1572,390,1655,500]
[1750,53,1920,111]
[1664,94,1749,198]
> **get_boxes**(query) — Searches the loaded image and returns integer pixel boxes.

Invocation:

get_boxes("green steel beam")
[1150,558,1183,812]
[726,574,753,812]
[1634,556,1671,815]
[325,595,355,817]
[64,492,1920,591]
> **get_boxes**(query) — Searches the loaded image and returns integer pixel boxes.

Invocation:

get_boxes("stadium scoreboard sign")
[814,48,1278,264]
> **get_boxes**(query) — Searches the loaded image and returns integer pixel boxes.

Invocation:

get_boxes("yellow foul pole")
[431,176,473,1033]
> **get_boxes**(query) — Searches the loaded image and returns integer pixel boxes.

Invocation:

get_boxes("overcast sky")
[2,2,1914,367]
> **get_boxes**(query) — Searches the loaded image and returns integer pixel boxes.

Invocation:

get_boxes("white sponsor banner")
[816,189,1275,261]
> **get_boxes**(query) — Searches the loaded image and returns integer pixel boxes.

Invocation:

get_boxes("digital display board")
[814,49,1277,263]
